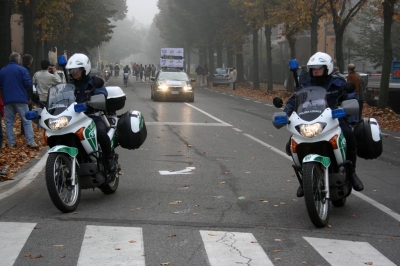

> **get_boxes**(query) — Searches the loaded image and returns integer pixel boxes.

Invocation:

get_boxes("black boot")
[106,156,116,173]
[347,151,364,191]
[297,185,304,197]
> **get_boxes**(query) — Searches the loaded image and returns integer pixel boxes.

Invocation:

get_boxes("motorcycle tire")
[100,174,119,194]
[45,153,81,213]
[303,162,330,228]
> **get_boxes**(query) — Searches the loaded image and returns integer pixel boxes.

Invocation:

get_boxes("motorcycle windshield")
[294,86,328,121]
[46,84,76,116]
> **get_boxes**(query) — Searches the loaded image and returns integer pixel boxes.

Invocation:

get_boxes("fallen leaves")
[0,115,45,182]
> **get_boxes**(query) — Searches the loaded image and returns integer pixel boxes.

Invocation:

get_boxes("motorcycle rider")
[283,52,364,197]
[65,53,116,174]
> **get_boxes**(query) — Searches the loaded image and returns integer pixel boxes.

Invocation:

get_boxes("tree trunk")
[0,0,12,68]
[252,29,260,90]
[310,15,319,54]
[20,0,40,71]
[226,45,233,67]
[208,41,215,77]
[264,11,273,91]
[378,0,395,109]
[236,44,244,82]
[186,44,191,74]
[216,42,223,67]
[334,29,345,73]
[286,29,297,92]
[201,47,207,67]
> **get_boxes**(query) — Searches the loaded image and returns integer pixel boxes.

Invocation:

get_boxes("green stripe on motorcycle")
[302,154,331,168]
[48,145,78,157]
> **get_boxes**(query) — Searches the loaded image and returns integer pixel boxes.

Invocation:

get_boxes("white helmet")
[307,52,333,75]
[65,53,91,76]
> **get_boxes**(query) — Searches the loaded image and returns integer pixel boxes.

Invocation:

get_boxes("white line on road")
[185,103,232,126]
[233,128,242,132]
[0,222,37,266]
[78,225,145,266]
[200,230,274,266]
[304,237,396,266]
[243,134,291,160]
[145,122,230,126]
[0,153,48,201]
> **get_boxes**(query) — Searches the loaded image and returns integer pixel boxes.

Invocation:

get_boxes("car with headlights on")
[151,70,195,102]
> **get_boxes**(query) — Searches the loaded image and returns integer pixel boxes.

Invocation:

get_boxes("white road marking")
[265,104,274,107]
[77,225,145,266]
[304,237,396,266]
[233,128,242,132]
[145,122,230,126]
[0,222,36,266]
[200,230,274,266]
[185,103,232,126]
[352,191,400,222]
[0,153,48,201]
[159,167,195,175]
[243,134,291,160]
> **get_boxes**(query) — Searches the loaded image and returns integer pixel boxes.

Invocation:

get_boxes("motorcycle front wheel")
[45,153,81,213]
[303,162,330,228]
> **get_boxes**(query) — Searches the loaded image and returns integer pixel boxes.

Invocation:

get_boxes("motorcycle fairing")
[302,154,331,168]
[83,120,98,151]
[48,145,78,157]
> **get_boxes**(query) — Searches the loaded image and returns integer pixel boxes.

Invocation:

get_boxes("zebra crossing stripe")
[0,222,36,266]
[77,225,145,266]
[200,230,273,266]
[304,237,396,266]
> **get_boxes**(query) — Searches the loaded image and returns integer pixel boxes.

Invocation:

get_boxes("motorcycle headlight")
[158,84,169,91]
[297,123,326,138]
[46,116,71,130]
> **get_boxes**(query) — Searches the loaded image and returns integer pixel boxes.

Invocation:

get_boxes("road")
[0,75,399,266]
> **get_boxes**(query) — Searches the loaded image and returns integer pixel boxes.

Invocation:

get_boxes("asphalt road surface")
[0,75,399,266]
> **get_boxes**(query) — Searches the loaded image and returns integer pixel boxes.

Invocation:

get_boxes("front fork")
[293,164,330,200]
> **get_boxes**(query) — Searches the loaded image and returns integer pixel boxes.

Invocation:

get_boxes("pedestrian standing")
[151,64,156,77]
[0,52,37,148]
[203,65,209,86]
[195,64,203,86]
[232,67,237,91]
[21,54,34,135]
[109,64,114,77]
[229,68,234,90]
[33,59,62,108]
[347,63,361,124]
[0,94,4,150]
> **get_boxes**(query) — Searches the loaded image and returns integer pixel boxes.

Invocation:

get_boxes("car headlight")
[183,85,192,91]
[158,84,169,91]
[297,123,326,137]
[46,116,71,130]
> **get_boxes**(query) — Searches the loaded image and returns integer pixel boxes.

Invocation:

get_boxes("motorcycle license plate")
[171,91,179,94]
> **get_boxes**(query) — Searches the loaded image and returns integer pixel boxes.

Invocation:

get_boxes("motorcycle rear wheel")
[45,153,81,213]
[303,162,330,228]
[100,174,119,194]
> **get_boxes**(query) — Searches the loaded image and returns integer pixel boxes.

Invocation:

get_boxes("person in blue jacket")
[65,53,116,173]
[0,52,37,148]
[284,52,363,197]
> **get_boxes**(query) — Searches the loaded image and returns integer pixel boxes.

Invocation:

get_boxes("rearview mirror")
[273,97,283,108]
[88,94,106,110]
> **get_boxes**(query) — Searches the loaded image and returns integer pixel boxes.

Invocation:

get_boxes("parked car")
[151,69,195,102]
[212,68,232,86]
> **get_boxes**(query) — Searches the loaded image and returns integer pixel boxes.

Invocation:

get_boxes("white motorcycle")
[26,81,147,213]
[272,86,361,227]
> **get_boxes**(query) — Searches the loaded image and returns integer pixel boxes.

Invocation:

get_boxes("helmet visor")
[69,68,82,75]
[308,65,325,70]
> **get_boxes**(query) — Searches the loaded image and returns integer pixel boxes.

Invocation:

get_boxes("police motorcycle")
[26,58,147,213]
[272,60,382,228]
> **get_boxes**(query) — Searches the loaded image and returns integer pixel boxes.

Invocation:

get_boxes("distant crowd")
[99,62,157,82]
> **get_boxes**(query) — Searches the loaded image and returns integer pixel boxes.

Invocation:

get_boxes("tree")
[0,0,13,68]
[353,2,400,69]
[328,0,368,71]
[378,0,400,109]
